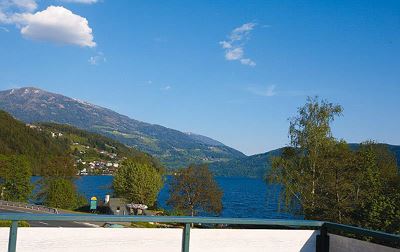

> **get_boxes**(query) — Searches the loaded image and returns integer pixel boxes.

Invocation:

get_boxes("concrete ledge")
[0,228,318,252]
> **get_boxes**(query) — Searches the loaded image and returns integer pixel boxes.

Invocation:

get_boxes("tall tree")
[270,96,342,217]
[0,155,33,202]
[269,97,400,234]
[353,142,400,233]
[37,156,85,210]
[113,158,163,207]
[167,164,223,216]
[40,178,86,209]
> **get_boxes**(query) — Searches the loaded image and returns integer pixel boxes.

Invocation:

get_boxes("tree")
[353,142,400,234]
[113,159,163,207]
[0,155,33,202]
[270,96,342,218]
[167,164,223,216]
[268,97,400,234]
[39,178,86,209]
[37,156,85,210]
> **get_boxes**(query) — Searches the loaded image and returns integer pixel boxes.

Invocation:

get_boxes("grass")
[0,221,30,227]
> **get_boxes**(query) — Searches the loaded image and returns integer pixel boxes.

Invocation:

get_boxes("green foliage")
[38,155,86,210]
[269,97,400,234]
[167,164,223,216]
[113,159,163,207]
[0,155,33,202]
[39,123,165,174]
[0,110,69,175]
[352,143,400,233]
[38,178,86,210]
[41,155,77,178]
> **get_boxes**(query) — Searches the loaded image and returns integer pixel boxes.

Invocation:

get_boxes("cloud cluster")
[0,0,37,23]
[88,51,106,65]
[220,22,256,67]
[0,0,96,47]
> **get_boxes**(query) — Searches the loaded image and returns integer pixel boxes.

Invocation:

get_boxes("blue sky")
[0,0,399,155]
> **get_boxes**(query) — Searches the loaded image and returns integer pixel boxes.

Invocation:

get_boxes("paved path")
[0,206,100,228]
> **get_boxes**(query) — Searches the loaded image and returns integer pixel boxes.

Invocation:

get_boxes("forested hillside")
[39,123,163,174]
[0,110,161,175]
[209,148,283,178]
[0,110,68,175]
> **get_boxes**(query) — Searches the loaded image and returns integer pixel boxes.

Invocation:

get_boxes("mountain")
[210,144,400,178]
[209,148,283,178]
[184,132,225,146]
[0,87,245,169]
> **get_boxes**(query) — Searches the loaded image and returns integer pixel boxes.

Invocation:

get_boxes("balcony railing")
[0,213,399,252]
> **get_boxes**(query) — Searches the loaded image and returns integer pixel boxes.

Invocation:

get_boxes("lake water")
[73,176,297,219]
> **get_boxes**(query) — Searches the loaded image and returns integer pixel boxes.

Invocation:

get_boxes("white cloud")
[161,85,171,91]
[1,1,96,47]
[219,41,232,49]
[19,6,96,47]
[88,51,105,65]
[248,85,277,97]
[230,22,256,41]
[59,0,98,4]
[225,47,243,60]
[220,22,256,67]
[0,0,37,23]
[240,58,256,66]
[0,26,9,31]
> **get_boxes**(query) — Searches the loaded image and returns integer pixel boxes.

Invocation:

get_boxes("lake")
[72,176,297,219]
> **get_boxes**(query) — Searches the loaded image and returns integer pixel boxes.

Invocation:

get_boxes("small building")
[107,198,129,215]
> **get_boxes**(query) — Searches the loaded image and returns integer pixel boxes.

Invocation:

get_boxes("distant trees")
[113,158,163,207]
[269,97,400,234]
[0,155,33,202]
[167,164,223,216]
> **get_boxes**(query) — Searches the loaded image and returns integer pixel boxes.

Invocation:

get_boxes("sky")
[0,0,399,155]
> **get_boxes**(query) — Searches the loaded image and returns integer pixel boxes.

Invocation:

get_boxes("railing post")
[8,221,18,252]
[316,225,329,252]
[181,223,191,252]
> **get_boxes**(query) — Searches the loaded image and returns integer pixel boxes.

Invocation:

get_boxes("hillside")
[0,110,160,175]
[38,123,164,175]
[0,110,68,174]
[0,87,245,169]
[210,144,400,178]
[209,148,283,178]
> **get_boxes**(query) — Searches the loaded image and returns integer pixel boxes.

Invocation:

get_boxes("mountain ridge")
[210,143,400,178]
[0,87,245,169]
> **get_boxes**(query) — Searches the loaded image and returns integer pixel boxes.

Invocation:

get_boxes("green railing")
[0,213,399,252]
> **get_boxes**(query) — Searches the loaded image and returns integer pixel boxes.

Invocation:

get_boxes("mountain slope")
[0,110,160,175]
[38,122,163,174]
[209,148,283,178]
[0,110,69,174]
[210,144,400,178]
[0,87,245,169]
